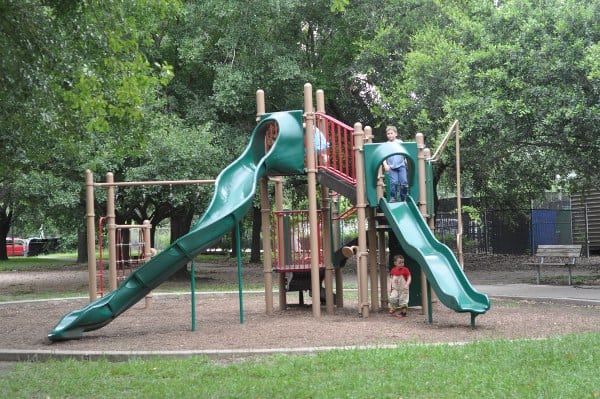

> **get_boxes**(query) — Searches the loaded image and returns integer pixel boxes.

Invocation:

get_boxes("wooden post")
[378,230,388,309]
[375,151,388,309]
[142,220,153,308]
[332,194,344,308]
[256,89,265,121]
[416,133,429,316]
[354,122,369,317]
[106,172,117,292]
[455,122,464,268]
[85,170,97,301]
[273,177,286,310]
[304,83,321,317]
[257,89,274,315]
[364,126,379,311]
[317,89,335,314]
[260,178,274,315]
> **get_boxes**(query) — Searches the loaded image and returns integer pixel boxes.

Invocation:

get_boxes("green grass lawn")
[0,252,235,273]
[0,253,290,302]
[1,332,598,398]
[0,255,79,272]
[1,254,599,397]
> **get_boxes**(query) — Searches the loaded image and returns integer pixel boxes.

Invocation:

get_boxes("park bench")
[523,244,582,285]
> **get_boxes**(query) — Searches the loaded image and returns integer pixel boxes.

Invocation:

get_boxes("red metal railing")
[264,121,278,153]
[314,112,356,184]
[272,209,324,272]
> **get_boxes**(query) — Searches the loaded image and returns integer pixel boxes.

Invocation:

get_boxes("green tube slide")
[380,197,490,317]
[48,110,306,341]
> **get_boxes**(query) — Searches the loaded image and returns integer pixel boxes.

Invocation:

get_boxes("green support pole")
[236,223,245,324]
[427,279,433,324]
[190,259,196,331]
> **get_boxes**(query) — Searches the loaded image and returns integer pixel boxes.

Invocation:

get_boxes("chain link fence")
[435,208,583,255]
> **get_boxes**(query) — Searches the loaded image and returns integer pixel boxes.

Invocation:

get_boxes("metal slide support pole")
[190,258,196,331]
[427,280,433,324]
[85,170,97,301]
[236,223,244,324]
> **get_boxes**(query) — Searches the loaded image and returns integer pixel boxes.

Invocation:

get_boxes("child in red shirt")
[388,255,412,318]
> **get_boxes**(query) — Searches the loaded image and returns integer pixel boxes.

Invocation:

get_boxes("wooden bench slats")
[535,245,582,258]
[523,244,582,285]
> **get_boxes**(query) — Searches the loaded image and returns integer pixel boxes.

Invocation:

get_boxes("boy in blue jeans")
[382,126,408,202]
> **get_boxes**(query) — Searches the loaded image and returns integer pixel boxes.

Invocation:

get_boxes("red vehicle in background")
[6,238,27,256]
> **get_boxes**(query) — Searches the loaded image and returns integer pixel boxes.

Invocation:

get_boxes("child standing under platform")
[388,254,412,318]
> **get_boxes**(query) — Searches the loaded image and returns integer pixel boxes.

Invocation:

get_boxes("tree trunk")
[170,207,193,243]
[169,206,195,280]
[0,206,13,261]
[250,205,261,263]
[76,227,87,263]
[230,227,239,258]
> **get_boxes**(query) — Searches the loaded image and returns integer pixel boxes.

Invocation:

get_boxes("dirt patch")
[0,253,599,356]
[2,253,598,297]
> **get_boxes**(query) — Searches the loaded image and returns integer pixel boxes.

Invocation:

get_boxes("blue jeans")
[388,167,408,201]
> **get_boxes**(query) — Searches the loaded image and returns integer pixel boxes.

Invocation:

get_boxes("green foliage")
[353,0,600,209]
[2,0,599,257]
[462,205,481,225]
[115,116,223,230]
[0,0,181,258]
[330,0,349,12]
[58,0,179,162]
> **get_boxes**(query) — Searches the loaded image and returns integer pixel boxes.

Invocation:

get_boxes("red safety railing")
[272,209,324,272]
[314,112,356,185]
[264,121,278,153]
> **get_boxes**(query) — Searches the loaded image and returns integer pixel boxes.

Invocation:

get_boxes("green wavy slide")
[380,197,490,320]
[48,110,306,341]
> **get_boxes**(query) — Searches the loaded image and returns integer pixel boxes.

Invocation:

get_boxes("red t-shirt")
[390,266,411,281]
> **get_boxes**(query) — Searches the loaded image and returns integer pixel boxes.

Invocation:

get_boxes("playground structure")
[83,174,215,300]
[48,83,490,341]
